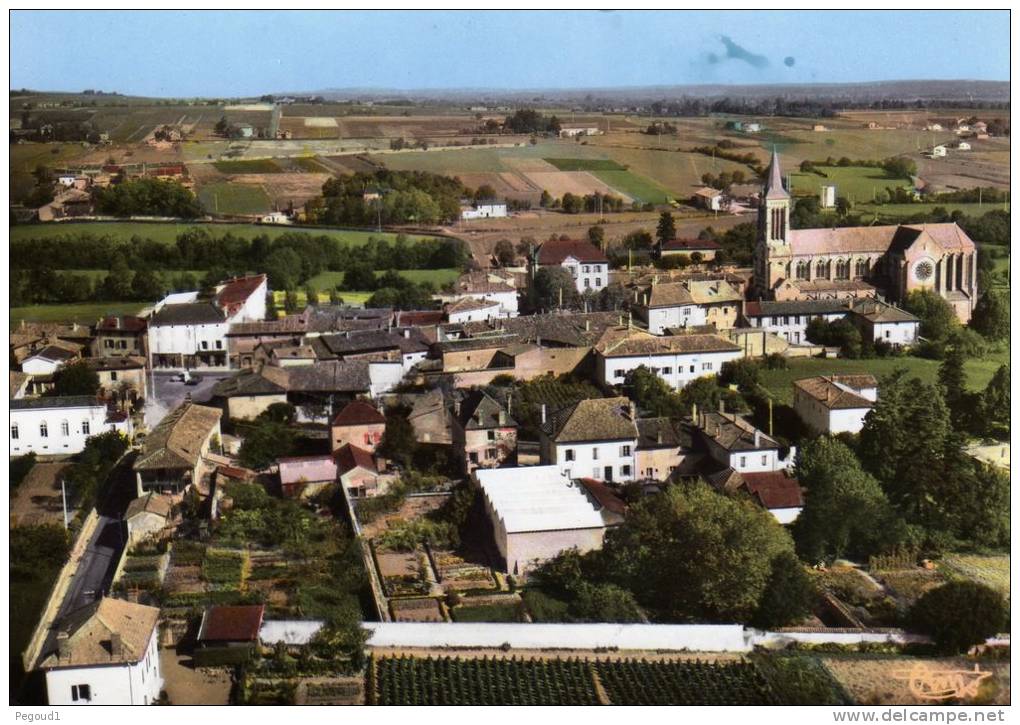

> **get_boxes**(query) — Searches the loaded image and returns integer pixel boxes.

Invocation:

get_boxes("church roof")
[788,225,901,256]
[763,149,789,200]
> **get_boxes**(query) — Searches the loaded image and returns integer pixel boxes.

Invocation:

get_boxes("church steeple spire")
[764,147,789,200]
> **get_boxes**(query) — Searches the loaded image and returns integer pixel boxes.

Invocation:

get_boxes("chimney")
[403,328,410,339]
[110,632,123,657]
[656,429,663,445]
[541,404,547,424]
[454,399,461,417]
[114,317,121,330]
[585,320,590,332]
[498,410,507,425]
[754,429,761,448]
[57,631,71,659]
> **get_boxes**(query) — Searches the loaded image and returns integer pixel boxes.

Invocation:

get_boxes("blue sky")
[10,10,1010,97]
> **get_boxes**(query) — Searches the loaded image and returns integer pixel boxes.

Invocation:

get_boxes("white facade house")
[259,211,292,224]
[534,239,609,293]
[595,330,744,391]
[694,187,725,211]
[444,297,505,324]
[957,142,972,151]
[849,299,920,346]
[461,202,508,220]
[539,397,639,483]
[697,410,795,474]
[793,375,878,435]
[10,396,130,456]
[476,466,608,576]
[742,300,850,345]
[42,599,162,706]
[631,282,708,334]
[559,127,602,138]
[931,145,947,157]
[21,346,78,375]
[820,184,837,208]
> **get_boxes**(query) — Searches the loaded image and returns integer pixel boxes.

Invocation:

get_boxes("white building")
[534,239,609,293]
[793,374,878,435]
[849,299,920,346]
[957,142,972,151]
[259,211,292,224]
[476,465,608,576]
[444,297,505,324]
[820,184,837,208]
[694,187,725,212]
[539,396,639,483]
[742,299,850,345]
[559,127,602,138]
[41,598,162,706]
[461,202,508,220]
[595,329,744,390]
[631,282,708,334]
[148,275,267,370]
[10,396,130,456]
[931,145,947,157]
[21,344,79,375]
[696,410,795,474]
[435,271,520,317]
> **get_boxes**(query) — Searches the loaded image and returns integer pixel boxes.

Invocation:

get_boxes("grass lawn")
[10,222,445,247]
[594,169,672,204]
[272,290,373,307]
[213,158,284,174]
[788,166,911,204]
[544,158,627,172]
[940,554,1010,598]
[10,301,145,328]
[450,602,523,623]
[305,268,460,290]
[855,202,1007,220]
[198,182,272,215]
[293,156,329,172]
[758,350,1008,406]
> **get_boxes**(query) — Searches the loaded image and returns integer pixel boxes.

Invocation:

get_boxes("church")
[752,151,978,323]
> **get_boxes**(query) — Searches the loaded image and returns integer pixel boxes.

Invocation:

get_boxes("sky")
[9,10,1011,97]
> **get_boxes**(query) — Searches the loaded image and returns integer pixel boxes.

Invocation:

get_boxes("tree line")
[306,169,467,226]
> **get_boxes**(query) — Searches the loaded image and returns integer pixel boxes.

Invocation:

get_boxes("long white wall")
[598,349,743,390]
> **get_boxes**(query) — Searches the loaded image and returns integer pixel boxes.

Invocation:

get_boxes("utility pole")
[61,478,69,530]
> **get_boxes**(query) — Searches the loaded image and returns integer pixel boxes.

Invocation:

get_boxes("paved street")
[147,372,231,428]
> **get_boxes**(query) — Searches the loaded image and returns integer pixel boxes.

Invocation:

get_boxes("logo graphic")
[890,663,992,701]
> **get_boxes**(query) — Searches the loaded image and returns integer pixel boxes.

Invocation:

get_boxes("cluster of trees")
[642,96,1008,120]
[13,112,103,143]
[502,109,562,135]
[308,170,466,226]
[700,168,749,191]
[798,156,917,180]
[62,431,130,513]
[94,177,203,218]
[530,482,815,628]
[693,222,756,266]
[643,121,678,136]
[539,189,633,214]
[523,267,626,314]
[690,144,761,171]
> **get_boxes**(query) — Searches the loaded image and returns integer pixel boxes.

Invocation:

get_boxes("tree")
[656,211,676,246]
[677,376,723,416]
[377,412,417,468]
[793,437,907,563]
[904,289,959,342]
[259,402,297,425]
[970,289,1009,341]
[624,366,685,418]
[601,482,796,622]
[587,225,605,249]
[343,262,377,292]
[238,420,297,471]
[719,359,761,391]
[751,551,817,629]
[909,581,1007,654]
[622,229,653,250]
[980,365,1010,438]
[11,452,37,494]
[561,192,582,214]
[473,184,497,201]
[527,267,579,311]
[265,247,303,291]
[51,361,100,397]
[130,268,164,301]
[937,346,971,429]
[493,239,515,267]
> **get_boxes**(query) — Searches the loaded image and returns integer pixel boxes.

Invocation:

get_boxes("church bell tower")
[755,149,791,297]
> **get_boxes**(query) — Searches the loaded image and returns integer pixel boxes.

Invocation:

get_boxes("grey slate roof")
[455,390,517,430]
[150,303,225,326]
[542,396,639,443]
[10,395,101,410]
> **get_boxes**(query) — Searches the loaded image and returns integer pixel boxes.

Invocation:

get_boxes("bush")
[909,581,1007,654]
[193,645,255,668]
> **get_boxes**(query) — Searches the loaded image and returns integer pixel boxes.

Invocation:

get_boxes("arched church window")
[815,260,829,279]
[835,259,850,280]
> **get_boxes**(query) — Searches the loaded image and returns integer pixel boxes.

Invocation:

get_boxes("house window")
[583,265,590,273]
[487,430,496,441]
[689,365,695,373]
[661,367,672,375]
[584,278,591,289]
[364,433,373,445]
[104,339,114,349]
[201,341,209,350]
[110,371,118,381]
[683,307,691,316]
[702,362,713,371]
[592,447,599,460]
[215,340,223,350]
[71,684,91,702]
[61,420,70,436]
[595,278,602,287]
[593,467,601,479]
[486,448,497,460]
[11,425,18,440]
[614,370,626,378]
[621,445,631,456]
[621,465,631,477]
[565,449,575,462]
[761,455,768,465]
[885,330,891,339]
[82,421,90,435]
[739,456,746,468]
[40,422,48,438]
[118,340,127,349]
[469,452,479,463]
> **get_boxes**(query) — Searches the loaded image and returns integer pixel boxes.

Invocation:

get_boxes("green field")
[855,202,1007,219]
[758,350,1008,407]
[544,158,627,171]
[213,158,284,174]
[10,301,145,328]
[306,268,460,290]
[788,166,911,204]
[10,222,444,247]
[594,169,671,204]
[271,290,372,307]
[293,156,329,172]
[10,143,93,203]
[198,182,272,215]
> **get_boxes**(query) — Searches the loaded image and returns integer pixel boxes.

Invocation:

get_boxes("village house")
[407,388,454,445]
[41,598,162,706]
[452,390,517,474]
[311,328,429,373]
[635,417,690,482]
[706,468,804,525]
[630,281,706,334]
[210,364,290,420]
[254,340,318,367]
[532,238,609,293]
[84,356,147,405]
[695,409,795,474]
[335,442,390,498]
[693,187,725,211]
[540,397,639,483]
[21,342,82,375]
[196,605,265,657]
[434,270,520,317]
[656,238,721,261]
[848,298,921,345]
[594,328,743,390]
[226,314,309,368]
[125,492,174,546]
[10,371,31,400]
[10,396,130,457]
[477,465,613,576]
[330,399,386,453]
[444,296,505,324]
[277,455,338,499]
[92,315,148,358]
[793,374,878,435]
[687,278,744,329]
[460,201,508,220]
[133,402,222,497]
[741,299,850,346]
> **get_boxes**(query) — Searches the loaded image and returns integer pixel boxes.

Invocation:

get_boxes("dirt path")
[159,648,232,705]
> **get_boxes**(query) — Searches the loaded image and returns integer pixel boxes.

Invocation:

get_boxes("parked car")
[185,374,202,386]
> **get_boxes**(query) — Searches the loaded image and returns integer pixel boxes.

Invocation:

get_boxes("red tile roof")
[536,239,608,265]
[215,275,266,316]
[740,472,804,510]
[578,478,628,515]
[331,400,385,427]
[334,443,378,474]
[197,605,265,643]
[394,311,445,326]
[95,315,148,333]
